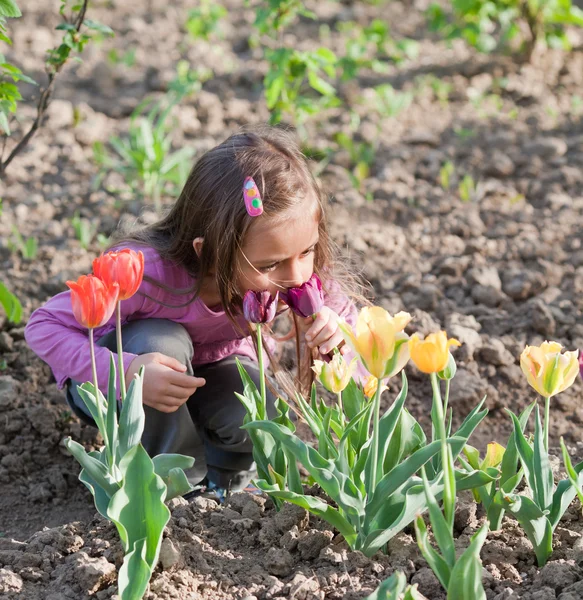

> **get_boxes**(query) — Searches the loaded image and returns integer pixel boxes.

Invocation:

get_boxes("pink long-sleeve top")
[24,244,358,397]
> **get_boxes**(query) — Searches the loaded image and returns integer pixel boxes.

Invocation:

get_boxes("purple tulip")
[243,290,278,324]
[281,273,324,318]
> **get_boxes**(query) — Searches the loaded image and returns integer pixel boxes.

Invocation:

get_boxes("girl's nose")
[282,260,307,289]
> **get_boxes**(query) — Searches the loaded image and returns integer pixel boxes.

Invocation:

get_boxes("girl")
[25,126,362,496]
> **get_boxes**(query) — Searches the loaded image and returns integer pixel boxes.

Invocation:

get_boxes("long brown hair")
[112,125,366,394]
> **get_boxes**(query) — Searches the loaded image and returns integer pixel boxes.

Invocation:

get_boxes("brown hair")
[112,124,366,393]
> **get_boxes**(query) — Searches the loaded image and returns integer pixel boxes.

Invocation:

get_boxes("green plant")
[371,84,413,119]
[0,280,21,323]
[335,131,376,192]
[458,174,476,202]
[71,211,98,250]
[439,161,455,190]
[427,0,583,60]
[93,71,203,212]
[264,47,340,128]
[185,0,226,40]
[9,226,37,259]
[0,0,113,176]
[364,571,423,600]
[107,47,136,67]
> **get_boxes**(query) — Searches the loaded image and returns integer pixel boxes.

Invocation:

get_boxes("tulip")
[520,341,579,451]
[520,341,579,399]
[243,290,278,324]
[363,375,388,399]
[93,248,144,301]
[281,273,324,318]
[409,331,461,374]
[66,275,119,330]
[312,353,357,394]
[338,307,411,380]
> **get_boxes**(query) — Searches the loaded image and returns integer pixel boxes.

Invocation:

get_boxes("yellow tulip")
[338,307,411,379]
[312,354,357,394]
[409,331,461,374]
[363,375,389,399]
[520,341,579,398]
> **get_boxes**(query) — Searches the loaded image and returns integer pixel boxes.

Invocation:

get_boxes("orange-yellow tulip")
[66,275,119,329]
[520,341,579,398]
[338,307,411,379]
[363,375,389,399]
[409,331,461,374]
[93,248,144,301]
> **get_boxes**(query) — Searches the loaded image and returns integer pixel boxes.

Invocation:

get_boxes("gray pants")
[66,319,276,490]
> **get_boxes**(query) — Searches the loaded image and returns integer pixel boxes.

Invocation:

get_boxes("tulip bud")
[243,290,278,324]
[363,375,389,399]
[409,331,461,374]
[312,354,357,394]
[281,273,324,318]
[438,353,457,381]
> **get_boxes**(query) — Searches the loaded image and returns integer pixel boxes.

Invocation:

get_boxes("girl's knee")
[120,319,193,361]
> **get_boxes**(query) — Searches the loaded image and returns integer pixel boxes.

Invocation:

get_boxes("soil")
[1,0,583,598]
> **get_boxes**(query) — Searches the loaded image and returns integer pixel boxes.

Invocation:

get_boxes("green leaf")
[548,459,583,528]
[502,493,553,566]
[64,437,119,497]
[106,355,118,464]
[0,281,22,323]
[378,372,408,475]
[107,443,170,569]
[0,0,21,18]
[414,515,451,589]
[262,486,357,545]
[118,538,151,600]
[500,401,535,488]
[507,409,538,504]
[560,439,583,505]
[446,522,488,599]
[164,467,194,499]
[79,468,115,518]
[118,368,145,456]
[363,571,408,600]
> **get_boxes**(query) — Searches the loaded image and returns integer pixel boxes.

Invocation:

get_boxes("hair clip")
[243,176,263,217]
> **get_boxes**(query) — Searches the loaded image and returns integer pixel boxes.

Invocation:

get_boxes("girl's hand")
[126,353,206,413]
[304,306,348,356]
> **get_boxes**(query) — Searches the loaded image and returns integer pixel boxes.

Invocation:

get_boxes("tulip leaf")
[532,406,553,511]
[500,401,535,488]
[446,522,488,600]
[294,387,324,439]
[377,372,408,477]
[560,439,583,506]
[165,467,194,500]
[118,537,151,600]
[366,439,443,529]
[79,468,115,519]
[343,378,366,421]
[507,409,538,504]
[118,368,145,457]
[77,383,106,438]
[363,571,408,599]
[107,443,170,569]
[501,493,553,566]
[263,487,357,545]
[243,420,365,520]
[384,408,426,474]
[64,437,119,497]
[549,459,583,528]
[414,515,451,589]
[421,467,456,569]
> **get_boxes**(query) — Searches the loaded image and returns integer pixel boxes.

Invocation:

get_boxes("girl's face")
[236,197,320,298]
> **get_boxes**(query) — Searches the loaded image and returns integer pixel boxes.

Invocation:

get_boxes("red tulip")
[280,273,324,318]
[66,275,119,329]
[243,290,278,324]
[92,248,144,301]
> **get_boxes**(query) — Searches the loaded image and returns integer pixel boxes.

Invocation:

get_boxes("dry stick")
[0,0,89,176]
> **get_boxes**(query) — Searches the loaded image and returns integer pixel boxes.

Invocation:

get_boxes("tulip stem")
[89,328,107,446]
[116,303,126,402]
[256,324,266,420]
[370,382,382,491]
[337,392,345,428]
[543,396,550,452]
[431,372,454,529]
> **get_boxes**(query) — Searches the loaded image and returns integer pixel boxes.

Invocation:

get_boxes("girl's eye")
[302,246,316,257]
[259,263,278,273]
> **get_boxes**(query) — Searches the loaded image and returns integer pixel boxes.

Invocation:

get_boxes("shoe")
[183,477,227,504]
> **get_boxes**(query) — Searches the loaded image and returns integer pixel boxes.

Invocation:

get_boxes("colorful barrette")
[243,176,263,217]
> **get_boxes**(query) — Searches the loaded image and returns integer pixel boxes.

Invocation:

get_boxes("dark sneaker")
[183,477,227,504]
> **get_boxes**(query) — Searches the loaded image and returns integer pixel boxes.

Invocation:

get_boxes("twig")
[0,0,89,177]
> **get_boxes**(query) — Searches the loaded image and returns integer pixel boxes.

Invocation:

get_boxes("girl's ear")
[193,237,204,258]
